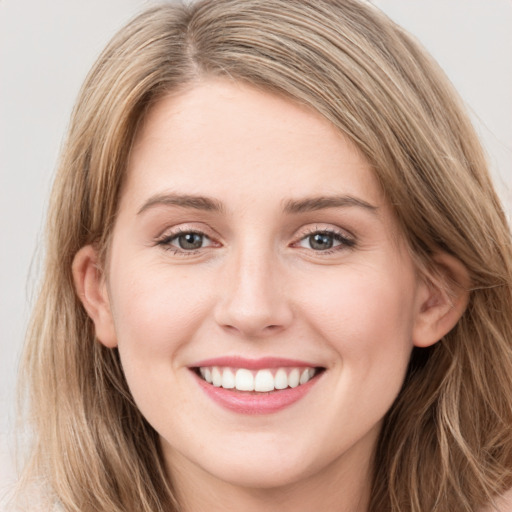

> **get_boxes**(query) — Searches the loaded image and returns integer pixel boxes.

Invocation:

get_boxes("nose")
[214,245,293,339]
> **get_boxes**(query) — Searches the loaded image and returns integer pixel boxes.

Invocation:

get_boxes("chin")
[166,434,320,491]
[205,457,315,490]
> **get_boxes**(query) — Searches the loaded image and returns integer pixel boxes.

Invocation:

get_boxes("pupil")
[310,233,333,250]
[179,233,203,249]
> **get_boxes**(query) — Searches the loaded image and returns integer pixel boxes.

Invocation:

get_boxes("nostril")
[219,322,285,337]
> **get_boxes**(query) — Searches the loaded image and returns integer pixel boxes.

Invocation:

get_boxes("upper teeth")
[198,367,317,392]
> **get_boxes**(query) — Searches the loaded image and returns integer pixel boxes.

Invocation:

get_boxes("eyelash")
[155,228,215,256]
[154,227,356,256]
[294,227,356,254]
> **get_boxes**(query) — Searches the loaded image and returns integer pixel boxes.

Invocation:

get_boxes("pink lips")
[190,356,323,415]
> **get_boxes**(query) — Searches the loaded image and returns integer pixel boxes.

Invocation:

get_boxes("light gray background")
[1,0,511,504]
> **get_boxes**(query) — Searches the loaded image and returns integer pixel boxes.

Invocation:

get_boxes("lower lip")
[192,370,322,415]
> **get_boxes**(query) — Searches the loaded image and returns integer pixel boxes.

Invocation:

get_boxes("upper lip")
[190,356,323,370]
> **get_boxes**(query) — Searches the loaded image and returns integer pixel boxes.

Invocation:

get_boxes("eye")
[156,230,215,253]
[174,232,208,250]
[296,230,355,252]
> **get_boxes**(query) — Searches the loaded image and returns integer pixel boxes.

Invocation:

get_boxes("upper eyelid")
[294,224,355,241]
[293,230,355,247]
[155,222,219,240]
[153,223,356,246]
[156,230,217,248]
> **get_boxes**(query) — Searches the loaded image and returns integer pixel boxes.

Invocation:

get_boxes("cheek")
[298,264,417,368]
[108,260,215,365]
[106,260,219,422]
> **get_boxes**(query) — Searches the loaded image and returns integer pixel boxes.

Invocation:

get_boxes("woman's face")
[96,80,433,493]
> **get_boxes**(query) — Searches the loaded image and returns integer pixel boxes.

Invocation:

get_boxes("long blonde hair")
[19,1,512,510]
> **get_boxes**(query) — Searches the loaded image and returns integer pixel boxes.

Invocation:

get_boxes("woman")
[18,0,512,510]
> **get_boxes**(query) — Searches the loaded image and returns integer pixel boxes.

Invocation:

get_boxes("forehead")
[123,79,383,212]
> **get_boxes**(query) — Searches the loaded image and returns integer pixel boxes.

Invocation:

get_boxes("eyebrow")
[137,193,378,216]
[283,195,378,214]
[137,193,225,215]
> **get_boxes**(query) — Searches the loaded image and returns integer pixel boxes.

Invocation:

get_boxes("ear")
[413,253,470,348]
[72,245,118,348]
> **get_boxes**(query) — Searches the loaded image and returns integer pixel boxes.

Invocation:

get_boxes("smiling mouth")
[193,366,325,393]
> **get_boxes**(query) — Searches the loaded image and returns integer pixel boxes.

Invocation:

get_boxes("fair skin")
[73,79,468,512]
